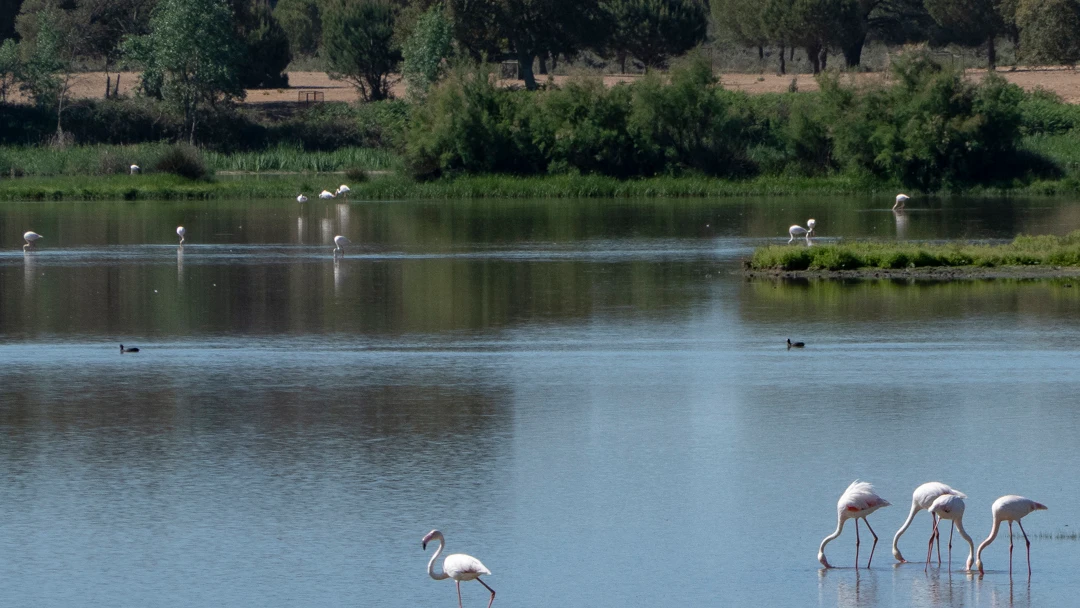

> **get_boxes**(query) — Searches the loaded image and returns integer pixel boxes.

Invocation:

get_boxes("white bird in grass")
[23,231,42,250]
[335,184,350,200]
[333,235,350,257]
[130,164,140,174]
[893,193,909,210]
[975,495,1047,576]
[926,494,975,572]
[819,480,891,569]
[319,190,335,200]
[177,226,186,246]
[892,481,966,564]
[297,194,308,203]
[423,530,495,608]
[788,219,816,244]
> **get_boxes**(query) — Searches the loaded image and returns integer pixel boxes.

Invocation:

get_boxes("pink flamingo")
[819,480,891,568]
[423,530,495,608]
[975,495,1047,576]
[892,481,966,564]
[925,494,975,571]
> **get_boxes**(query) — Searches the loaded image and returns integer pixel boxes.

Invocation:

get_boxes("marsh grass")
[0,144,397,177]
[749,233,1080,271]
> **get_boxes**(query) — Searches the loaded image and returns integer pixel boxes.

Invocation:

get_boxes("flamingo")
[423,530,495,608]
[893,193,909,210]
[335,184,350,200]
[926,494,975,572]
[130,164,140,174]
[23,231,42,250]
[319,190,335,200]
[788,219,816,244]
[177,226,186,246]
[892,481,966,564]
[819,480,891,569]
[975,495,1047,576]
[333,235,350,257]
[297,194,308,204]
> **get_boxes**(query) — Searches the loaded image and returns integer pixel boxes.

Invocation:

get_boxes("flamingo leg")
[855,518,861,569]
[935,514,942,566]
[478,577,496,608]
[457,580,464,608]
[1008,521,1014,577]
[1017,520,1032,577]
[864,518,880,568]
[926,516,939,571]
[948,522,955,570]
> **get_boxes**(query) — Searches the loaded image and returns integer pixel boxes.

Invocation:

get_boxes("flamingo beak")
[422,541,428,550]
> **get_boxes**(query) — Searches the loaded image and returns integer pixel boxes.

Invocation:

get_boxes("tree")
[322,0,400,101]
[235,0,291,88]
[16,6,78,138]
[714,0,771,68]
[0,38,17,102]
[123,0,245,143]
[401,4,453,99]
[1016,0,1080,66]
[604,0,708,71]
[924,0,1008,69]
[273,0,322,57]
[1,0,26,40]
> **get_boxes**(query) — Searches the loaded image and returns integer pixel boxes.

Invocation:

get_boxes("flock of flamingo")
[819,481,1047,577]
[788,193,911,244]
[19,184,357,258]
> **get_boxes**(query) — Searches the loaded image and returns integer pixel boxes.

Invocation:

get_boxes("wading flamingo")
[333,235,350,257]
[336,184,350,200]
[975,495,1047,576]
[788,219,816,244]
[819,480,891,569]
[893,193,909,210]
[892,481,966,564]
[319,190,335,200]
[297,194,308,203]
[926,494,974,572]
[423,530,495,608]
[23,231,42,250]
[177,226,186,246]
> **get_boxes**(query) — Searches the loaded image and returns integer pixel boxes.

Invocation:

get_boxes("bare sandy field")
[16,66,1080,106]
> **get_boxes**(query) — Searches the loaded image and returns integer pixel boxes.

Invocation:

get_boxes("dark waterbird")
[787,339,805,349]
[120,344,140,353]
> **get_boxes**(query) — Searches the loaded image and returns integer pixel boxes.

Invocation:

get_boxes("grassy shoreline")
[747,233,1080,273]
[2,172,1080,202]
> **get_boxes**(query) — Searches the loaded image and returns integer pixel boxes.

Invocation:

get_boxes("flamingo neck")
[427,537,449,581]
[819,514,846,564]
[892,502,922,560]
[976,516,1002,565]
[954,518,975,568]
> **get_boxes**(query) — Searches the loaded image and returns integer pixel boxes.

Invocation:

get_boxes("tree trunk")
[538,54,548,75]
[115,73,120,97]
[807,43,822,74]
[842,33,866,68]
[819,47,828,72]
[778,44,786,75]
[758,45,764,61]
[106,74,111,99]
[518,51,537,90]
[617,50,627,74]
[551,54,558,72]
[987,36,996,71]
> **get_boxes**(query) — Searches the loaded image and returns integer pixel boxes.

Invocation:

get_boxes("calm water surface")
[2,195,1080,607]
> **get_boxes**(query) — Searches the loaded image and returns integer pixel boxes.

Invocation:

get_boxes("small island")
[745,232,1080,279]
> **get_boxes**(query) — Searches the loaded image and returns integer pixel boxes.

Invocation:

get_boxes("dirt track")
[17,67,1080,105]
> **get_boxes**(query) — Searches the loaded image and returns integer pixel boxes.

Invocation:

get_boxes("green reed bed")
[0,144,397,177]
[0,174,306,201]
[749,233,1080,271]
[202,146,397,173]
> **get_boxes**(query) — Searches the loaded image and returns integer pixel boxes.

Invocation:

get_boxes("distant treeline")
[3,52,1080,191]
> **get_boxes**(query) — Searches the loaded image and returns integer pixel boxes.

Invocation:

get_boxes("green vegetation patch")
[749,232,1080,271]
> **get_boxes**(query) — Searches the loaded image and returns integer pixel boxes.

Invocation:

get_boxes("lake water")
[1,195,1079,607]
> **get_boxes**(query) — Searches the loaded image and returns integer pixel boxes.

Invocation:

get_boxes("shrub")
[153,144,209,180]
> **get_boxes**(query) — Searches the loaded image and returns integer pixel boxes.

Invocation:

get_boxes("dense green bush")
[1018,88,1080,135]
[153,144,209,179]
